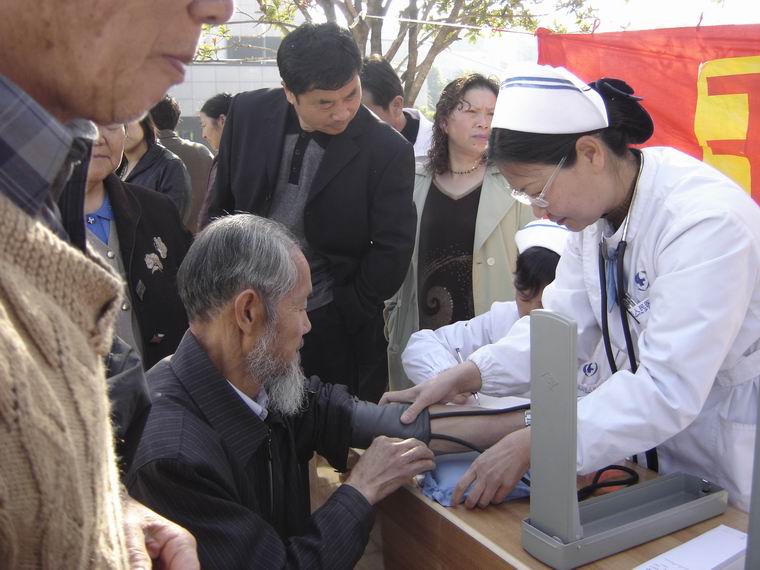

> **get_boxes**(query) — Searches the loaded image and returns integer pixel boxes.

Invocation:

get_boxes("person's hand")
[123,495,200,570]
[379,361,482,424]
[452,427,531,509]
[345,436,435,505]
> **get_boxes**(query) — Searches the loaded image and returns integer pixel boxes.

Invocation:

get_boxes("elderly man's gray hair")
[178,214,300,322]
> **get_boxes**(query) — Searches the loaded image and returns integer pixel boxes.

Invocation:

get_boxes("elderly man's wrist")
[343,479,377,505]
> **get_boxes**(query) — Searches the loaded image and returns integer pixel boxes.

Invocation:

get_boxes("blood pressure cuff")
[421,452,531,507]
[350,401,431,449]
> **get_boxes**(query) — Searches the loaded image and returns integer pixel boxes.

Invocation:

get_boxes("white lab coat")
[402,300,618,397]
[467,147,760,511]
[405,108,433,163]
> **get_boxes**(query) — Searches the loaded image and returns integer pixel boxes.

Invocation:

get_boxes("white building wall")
[170,64,282,116]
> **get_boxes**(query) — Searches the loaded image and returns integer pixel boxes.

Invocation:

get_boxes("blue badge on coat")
[582,362,598,377]
[634,271,649,291]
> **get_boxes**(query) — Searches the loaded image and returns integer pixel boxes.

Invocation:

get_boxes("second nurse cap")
[515,219,570,256]
[492,64,608,135]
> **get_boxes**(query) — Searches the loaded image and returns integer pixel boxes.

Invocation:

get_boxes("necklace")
[449,158,484,175]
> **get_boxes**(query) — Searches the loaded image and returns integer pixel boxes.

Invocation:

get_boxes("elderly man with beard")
[126,214,436,569]
[127,214,531,569]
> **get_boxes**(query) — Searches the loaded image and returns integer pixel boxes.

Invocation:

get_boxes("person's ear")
[575,135,606,173]
[282,82,297,106]
[232,289,268,339]
[218,114,226,128]
[390,95,405,119]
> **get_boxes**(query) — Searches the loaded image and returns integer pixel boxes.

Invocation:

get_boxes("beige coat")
[0,194,129,568]
[385,163,534,390]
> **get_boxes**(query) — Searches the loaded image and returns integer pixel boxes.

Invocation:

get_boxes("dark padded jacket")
[106,174,191,368]
[122,142,192,220]
[127,332,374,569]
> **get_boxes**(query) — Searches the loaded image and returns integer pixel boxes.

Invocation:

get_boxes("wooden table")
[377,464,748,569]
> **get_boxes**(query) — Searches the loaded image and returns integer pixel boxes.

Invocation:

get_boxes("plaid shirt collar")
[0,74,97,248]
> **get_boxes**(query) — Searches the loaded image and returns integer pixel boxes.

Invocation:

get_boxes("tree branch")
[406,0,465,102]
[383,20,409,61]
[316,0,339,21]
[368,0,384,54]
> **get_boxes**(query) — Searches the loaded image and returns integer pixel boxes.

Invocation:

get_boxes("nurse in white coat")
[381,64,760,511]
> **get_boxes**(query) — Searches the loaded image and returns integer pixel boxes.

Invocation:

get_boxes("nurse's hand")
[452,428,531,509]
[380,361,482,424]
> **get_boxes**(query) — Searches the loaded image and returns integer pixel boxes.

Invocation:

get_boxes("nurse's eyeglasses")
[511,155,567,208]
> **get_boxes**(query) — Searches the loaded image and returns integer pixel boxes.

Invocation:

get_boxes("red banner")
[536,25,760,203]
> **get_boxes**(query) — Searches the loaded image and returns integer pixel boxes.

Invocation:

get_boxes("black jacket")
[106,174,191,368]
[123,142,192,220]
[209,88,416,332]
[126,332,375,570]
[157,129,214,232]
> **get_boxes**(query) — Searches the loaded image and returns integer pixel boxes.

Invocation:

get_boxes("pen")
[454,348,479,401]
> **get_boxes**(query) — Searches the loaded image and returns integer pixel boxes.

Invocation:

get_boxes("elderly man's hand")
[379,361,482,424]
[123,495,200,570]
[344,436,435,505]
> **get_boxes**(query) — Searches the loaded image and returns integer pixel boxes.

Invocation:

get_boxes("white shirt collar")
[227,381,269,421]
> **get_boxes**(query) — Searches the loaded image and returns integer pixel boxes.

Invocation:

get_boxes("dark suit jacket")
[209,88,416,332]
[106,174,191,368]
[126,332,374,570]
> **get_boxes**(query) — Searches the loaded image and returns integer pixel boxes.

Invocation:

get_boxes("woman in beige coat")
[386,74,533,389]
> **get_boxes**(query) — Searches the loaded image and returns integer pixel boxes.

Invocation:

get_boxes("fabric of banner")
[536,25,760,204]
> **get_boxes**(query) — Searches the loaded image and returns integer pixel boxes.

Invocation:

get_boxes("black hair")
[200,92,232,119]
[360,55,403,110]
[489,78,654,167]
[277,22,362,96]
[150,95,181,130]
[139,113,157,147]
[116,114,156,175]
[513,246,561,300]
[428,73,500,175]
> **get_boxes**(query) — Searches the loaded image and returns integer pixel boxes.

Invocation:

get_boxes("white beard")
[245,324,306,416]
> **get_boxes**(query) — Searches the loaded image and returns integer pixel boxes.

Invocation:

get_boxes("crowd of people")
[2,1,759,568]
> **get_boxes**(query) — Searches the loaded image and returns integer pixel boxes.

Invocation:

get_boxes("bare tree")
[197,0,596,104]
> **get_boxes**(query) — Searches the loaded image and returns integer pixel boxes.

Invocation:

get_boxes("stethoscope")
[598,150,644,377]
[597,151,658,470]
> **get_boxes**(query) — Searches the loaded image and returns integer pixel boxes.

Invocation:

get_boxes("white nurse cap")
[515,220,570,256]
[492,64,609,134]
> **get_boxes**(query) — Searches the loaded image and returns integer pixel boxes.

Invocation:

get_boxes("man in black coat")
[208,22,416,402]
[126,215,435,569]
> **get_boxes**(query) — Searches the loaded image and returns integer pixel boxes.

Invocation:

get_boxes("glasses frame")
[511,155,568,208]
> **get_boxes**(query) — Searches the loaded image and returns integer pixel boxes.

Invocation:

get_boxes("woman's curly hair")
[427,73,500,175]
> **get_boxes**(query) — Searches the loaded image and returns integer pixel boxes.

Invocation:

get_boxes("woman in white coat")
[382,64,760,512]
[385,74,534,390]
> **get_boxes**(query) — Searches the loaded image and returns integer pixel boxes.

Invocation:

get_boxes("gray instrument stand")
[522,310,729,570]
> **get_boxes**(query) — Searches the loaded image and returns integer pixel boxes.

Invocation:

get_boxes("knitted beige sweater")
[0,194,129,568]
